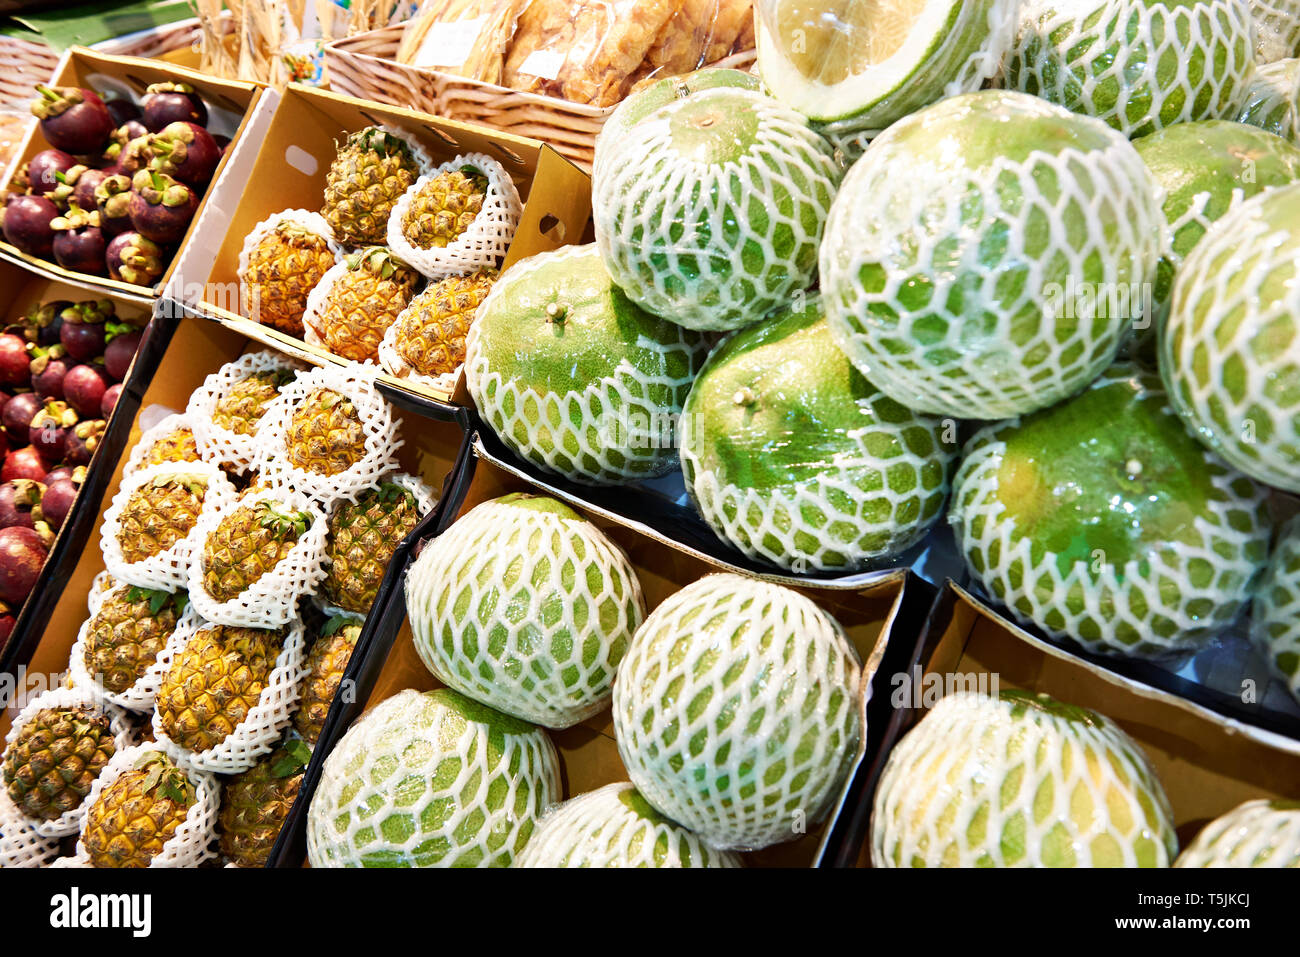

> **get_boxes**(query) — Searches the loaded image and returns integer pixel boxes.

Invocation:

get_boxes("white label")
[412,15,488,69]
[516,48,566,80]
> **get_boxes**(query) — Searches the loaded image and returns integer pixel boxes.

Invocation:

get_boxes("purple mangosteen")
[62,362,109,417]
[1,193,59,258]
[128,170,196,245]
[93,173,133,237]
[105,231,165,287]
[58,300,114,361]
[140,82,207,133]
[0,479,45,531]
[50,204,107,275]
[104,325,142,380]
[30,86,114,155]
[147,121,220,189]
[0,334,30,386]
[62,418,103,466]
[26,148,76,196]
[2,392,41,444]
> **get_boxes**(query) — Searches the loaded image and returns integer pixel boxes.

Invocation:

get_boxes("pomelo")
[679,295,955,573]
[1175,799,1300,867]
[821,89,1162,421]
[405,493,645,729]
[306,688,560,867]
[1249,515,1300,705]
[465,244,710,485]
[1249,0,1300,61]
[872,690,1177,867]
[612,572,860,851]
[949,362,1270,658]
[1161,182,1300,491]
[592,87,840,332]
[1007,0,1257,138]
[513,782,743,868]
[1238,57,1300,141]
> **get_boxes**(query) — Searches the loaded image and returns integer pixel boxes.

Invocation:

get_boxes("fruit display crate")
[273,435,934,867]
[170,82,592,416]
[0,46,262,305]
[0,259,156,672]
[848,587,1300,868]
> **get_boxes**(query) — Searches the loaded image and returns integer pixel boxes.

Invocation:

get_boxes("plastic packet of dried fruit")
[396,0,530,84]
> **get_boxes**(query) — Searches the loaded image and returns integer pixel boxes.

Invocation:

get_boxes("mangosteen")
[1,193,59,258]
[2,392,41,444]
[105,231,165,287]
[93,173,133,237]
[0,478,45,530]
[12,300,70,347]
[29,346,72,400]
[100,382,122,418]
[0,525,49,603]
[30,85,114,155]
[28,399,76,460]
[63,418,103,466]
[105,96,141,127]
[62,362,108,417]
[71,167,108,212]
[148,122,220,189]
[58,300,114,361]
[128,170,196,245]
[0,333,30,385]
[104,325,142,380]
[50,204,107,275]
[26,148,76,196]
[39,465,84,531]
[1,446,47,483]
[140,82,207,133]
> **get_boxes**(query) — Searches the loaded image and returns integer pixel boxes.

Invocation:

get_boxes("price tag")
[516,48,566,80]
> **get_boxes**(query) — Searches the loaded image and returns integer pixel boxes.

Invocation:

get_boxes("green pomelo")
[306,688,560,867]
[1161,182,1300,491]
[1249,516,1300,706]
[1237,58,1300,142]
[821,89,1162,420]
[872,690,1177,867]
[513,782,743,868]
[593,87,840,332]
[1007,0,1257,138]
[612,572,861,851]
[465,244,709,485]
[949,362,1270,658]
[679,295,955,572]
[1176,799,1300,867]
[405,494,645,729]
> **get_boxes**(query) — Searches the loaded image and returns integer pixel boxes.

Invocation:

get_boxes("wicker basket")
[324,24,755,172]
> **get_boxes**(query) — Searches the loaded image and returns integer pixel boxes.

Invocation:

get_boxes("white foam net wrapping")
[821,90,1162,421]
[1249,0,1300,61]
[612,573,861,851]
[406,497,645,729]
[1161,184,1300,492]
[68,602,202,714]
[378,469,439,518]
[86,570,118,618]
[186,487,329,628]
[236,208,345,321]
[187,350,307,474]
[152,617,308,774]
[871,691,1177,867]
[0,787,60,868]
[300,258,348,353]
[308,689,562,868]
[386,152,522,280]
[252,362,403,508]
[377,279,491,397]
[70,743,219,868]
[2,687,137,838]
[99,462,238,592]
[514,782,743,868]
[1237,57,1300,141]
[1250,515,1300,705]
[1006,0,1257,137]
[1176,799,1300,867]
[949,367,1271,658]
[592,90,840,332]
[122,412,199,478]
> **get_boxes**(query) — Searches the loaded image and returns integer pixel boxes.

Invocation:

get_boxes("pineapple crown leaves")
[321,613,362,637]
[272,738,313,778]
[132,752,194,804]
[149,472,208,497]
[124,585,186,617]
[256,501,311,538]
[344,246,413,280]
[456,165,489,193]
[346,126,415,161]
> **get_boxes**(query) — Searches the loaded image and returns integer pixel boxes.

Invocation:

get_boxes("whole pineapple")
[212,368,295,436]
[83,586,186,693]
[156,623,285,753]
[143,426,199,466]
[243,223,336,336]
[203,501,312,602]
[285,388,367,477]
[218,738,309,866]
[3,707,116,820]
[294,615,362,744]
[393,271,495,378]
[400,165,487,249]
[321,128,421,246]
[314,247,420,362]
[82,751,196,867]
[116,474,208,564]
[323,484,422,612]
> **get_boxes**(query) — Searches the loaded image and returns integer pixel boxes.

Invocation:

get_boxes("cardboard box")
[169,83,592,411]
[0,47,261,305]
[842,581,1300,867]
[274,434,935,867]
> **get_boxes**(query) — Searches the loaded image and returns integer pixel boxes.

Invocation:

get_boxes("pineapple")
[218,737,309,866]
[323,484,423,612]
[3,707,116,820]
[294,615,362,744]
[202,501,312,603]
[82,751,195,867]
[321,127,421,246]
[243,222,336,337]
[393,271,495,378]
[285,388,367,477]
[400,165,487,249]
[143,426,199,466]
[313,247,420,362]
[155,623,285,753]
[116,474,208,565]
[83,586,186,694]
[212,368,295,436]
